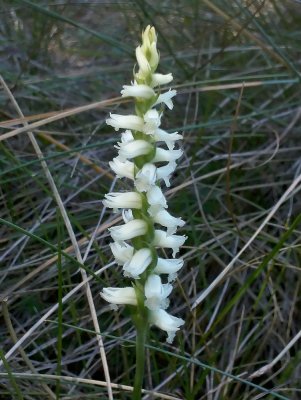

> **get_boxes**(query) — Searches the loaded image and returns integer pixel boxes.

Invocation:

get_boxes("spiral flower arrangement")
[101,26,186,358]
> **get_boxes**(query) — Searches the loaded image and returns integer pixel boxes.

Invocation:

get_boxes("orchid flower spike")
[101,25,186,343]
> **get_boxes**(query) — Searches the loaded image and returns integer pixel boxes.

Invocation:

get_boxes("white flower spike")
[101,25,186,345]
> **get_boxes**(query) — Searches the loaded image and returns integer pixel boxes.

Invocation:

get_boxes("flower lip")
[153,229,187,257]
[154,89,177,110]
[153,209,185,235]
[110,241,134,266]
[149,308,184,343]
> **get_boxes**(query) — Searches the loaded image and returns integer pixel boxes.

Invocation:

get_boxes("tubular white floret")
[153,230,187,257]
[123,248,152,279]
[153,209,185,235]
[110,242,134,265]
[122,209,134,223]
[154,89,177,110]
[151,73,173,87]
[153,129,183,150]
[121,84,155,99]
[103,192,142,210]
[144,274,172,311]
[117,139,153,160]
[143,109,162,135]
[156,162,177,187]
[147,185,167,209]
[149,309,184,344]
[109,157,135,180]
[153,148,183,163]
[109,219,147,242]
[101,287,137,306]
[134,163,157,192]
[154,258,184,275]
[120,130,134,143]
[106,113,144,132]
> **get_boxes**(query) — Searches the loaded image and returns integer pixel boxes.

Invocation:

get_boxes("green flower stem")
[132,315,148,400]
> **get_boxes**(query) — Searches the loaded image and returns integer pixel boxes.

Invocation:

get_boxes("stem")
[132,318,147,400]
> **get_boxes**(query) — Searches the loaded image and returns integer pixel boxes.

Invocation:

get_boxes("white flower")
[136,46,151,75]
[121,83,155,99]
[153,148,183,163]
[106,113,144,131]
[122,209,134,223]
[134,163,157,192]
[156,162,176,187]
[154,258,184,276]
[110,241,134,265]
[109,157,135,180]
[117,139,153,160]
[120,130,134,143]
[154,89,177,110]
[101,287,137,306]
[123,248,152,278]
[109,219,147,242]
[153,129,183,150]
[153,230,186,257]
[149,308,184,343]
[143,109,161,135]
[103,192,142,210]
[144,275,172,311]
[153,209,185,235]
[151,73,173,87]
[147,185,167,207]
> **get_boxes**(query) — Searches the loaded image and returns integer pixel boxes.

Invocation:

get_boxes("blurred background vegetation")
[1,0,301,399]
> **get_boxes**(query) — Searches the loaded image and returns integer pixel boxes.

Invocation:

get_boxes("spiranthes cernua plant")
[101,25,186,399]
